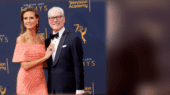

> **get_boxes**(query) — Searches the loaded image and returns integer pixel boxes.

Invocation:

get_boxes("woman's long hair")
[20,6,40,35]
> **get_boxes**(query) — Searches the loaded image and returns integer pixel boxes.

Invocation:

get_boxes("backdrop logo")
[84,82,94,95]
[0,35,8,43]
[74,24,87,44]
[83,58,95,66]
[21,3,48,12]
[69,0,91,12]
[0,85,6,95]
[0,58,9,74]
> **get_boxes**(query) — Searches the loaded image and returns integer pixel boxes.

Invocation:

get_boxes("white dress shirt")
[50,27,84,94]
[51,27,65,61]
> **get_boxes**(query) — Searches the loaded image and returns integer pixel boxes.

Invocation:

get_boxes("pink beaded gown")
[12,43,48,95]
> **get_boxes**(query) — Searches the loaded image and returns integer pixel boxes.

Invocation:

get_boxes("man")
[45,7,84,95]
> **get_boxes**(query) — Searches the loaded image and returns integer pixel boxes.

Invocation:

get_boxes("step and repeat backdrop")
[0,0,106,95]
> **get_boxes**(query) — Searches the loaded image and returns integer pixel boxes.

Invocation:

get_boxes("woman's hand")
[44,44,55,59]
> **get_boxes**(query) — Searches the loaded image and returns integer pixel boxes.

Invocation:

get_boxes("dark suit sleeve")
[71,36,84,90]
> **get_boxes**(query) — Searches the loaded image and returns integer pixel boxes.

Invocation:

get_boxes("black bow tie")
[50,33,59,40]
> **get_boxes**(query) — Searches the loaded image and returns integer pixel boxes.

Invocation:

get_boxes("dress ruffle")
[12,43,46,63]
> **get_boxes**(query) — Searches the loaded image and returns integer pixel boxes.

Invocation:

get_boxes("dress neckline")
[16,43,44,46]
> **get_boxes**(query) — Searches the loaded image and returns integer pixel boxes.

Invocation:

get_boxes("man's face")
[48,9,65,33]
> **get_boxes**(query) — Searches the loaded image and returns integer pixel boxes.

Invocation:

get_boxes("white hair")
[48,7,64,18]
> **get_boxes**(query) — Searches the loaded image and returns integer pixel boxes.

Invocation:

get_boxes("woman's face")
[23,11,38,30]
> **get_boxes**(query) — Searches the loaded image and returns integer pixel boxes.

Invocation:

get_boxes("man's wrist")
[76,90,84,94]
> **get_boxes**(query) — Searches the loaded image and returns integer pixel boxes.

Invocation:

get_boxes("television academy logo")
[84,82,94,95]
[69,0,91,12]
[0,58,9,74]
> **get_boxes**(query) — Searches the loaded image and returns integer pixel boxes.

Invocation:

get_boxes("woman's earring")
[37,24,38,27]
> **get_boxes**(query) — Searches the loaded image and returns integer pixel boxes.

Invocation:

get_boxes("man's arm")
[71,36,85,91]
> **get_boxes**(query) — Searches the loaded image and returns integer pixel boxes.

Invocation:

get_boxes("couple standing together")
[12,6,84,95]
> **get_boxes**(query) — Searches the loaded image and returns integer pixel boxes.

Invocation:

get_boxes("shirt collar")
[53,27,65,37]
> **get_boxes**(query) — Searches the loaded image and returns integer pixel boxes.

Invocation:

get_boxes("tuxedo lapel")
[52,30,69,66]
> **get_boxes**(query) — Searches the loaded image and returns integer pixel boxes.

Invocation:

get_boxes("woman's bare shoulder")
[16,34,25,44]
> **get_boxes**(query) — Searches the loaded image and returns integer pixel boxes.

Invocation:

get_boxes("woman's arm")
[17,35,54,70]
[21,56,47,70]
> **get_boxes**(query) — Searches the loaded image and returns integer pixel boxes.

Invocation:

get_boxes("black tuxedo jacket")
[45,30,84,93]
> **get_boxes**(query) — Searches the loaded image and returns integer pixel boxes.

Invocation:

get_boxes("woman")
[12,6,54,95]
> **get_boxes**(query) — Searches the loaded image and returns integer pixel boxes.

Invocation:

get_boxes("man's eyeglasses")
[49,15,64,21]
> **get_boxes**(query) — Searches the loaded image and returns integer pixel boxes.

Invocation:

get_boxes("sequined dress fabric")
[12,43,48,95]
